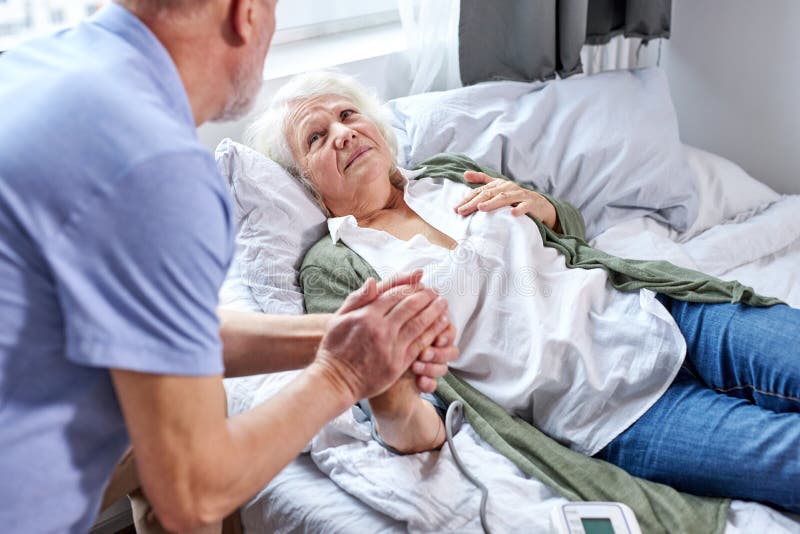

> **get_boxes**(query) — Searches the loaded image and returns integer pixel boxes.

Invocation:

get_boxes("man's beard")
[213,42,266,122]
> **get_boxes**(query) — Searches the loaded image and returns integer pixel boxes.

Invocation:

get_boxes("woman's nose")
[332,124,356,149]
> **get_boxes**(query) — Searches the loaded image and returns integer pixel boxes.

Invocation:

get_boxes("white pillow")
[677,144,779,241]
[215,74,773,315]
[215,138,327,314]
[218,251,261,312]
[387,67,699,239]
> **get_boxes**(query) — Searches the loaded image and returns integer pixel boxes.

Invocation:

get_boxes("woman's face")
[286,94,395,213]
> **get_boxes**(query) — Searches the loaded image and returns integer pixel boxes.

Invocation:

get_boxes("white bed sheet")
[591,194,800,309]
[233,196,800,533]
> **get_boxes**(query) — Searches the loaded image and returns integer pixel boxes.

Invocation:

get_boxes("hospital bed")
[217,67,800,533]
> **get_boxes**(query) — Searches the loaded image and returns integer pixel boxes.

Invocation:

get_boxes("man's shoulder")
[1,22,196,156]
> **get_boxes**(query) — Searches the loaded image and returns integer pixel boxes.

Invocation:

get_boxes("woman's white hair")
[243,70,399,214]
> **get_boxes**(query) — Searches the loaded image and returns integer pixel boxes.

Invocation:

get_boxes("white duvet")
[592,194,800,309]
[236,195,800,534]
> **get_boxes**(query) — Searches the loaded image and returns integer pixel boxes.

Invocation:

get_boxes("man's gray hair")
[115,0,212,10]
[243,70,399,214]
[114,0,213,19]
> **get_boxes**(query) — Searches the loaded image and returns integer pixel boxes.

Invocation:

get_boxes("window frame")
[0,0,103,52]
[272,0,400,46]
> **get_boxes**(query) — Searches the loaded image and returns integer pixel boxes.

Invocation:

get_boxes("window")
[0,0,401,52]
[0,0,103,51]
[273,0,399,46]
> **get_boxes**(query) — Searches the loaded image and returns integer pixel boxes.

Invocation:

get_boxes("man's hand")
[311,271,453,403]
[352,271,459,394]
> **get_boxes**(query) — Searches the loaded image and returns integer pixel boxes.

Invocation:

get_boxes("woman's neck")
[351,179,458,251]
[355,185,407,226]
[327,169,406,222]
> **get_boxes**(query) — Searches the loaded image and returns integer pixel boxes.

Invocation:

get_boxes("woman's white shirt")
[327,171,686,455]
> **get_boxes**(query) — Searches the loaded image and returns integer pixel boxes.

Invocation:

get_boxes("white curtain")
[580,35,662,75]
[398,1,663,91]
[398,0,462,94]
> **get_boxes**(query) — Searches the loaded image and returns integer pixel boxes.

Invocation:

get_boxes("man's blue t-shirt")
[0,4,234,532]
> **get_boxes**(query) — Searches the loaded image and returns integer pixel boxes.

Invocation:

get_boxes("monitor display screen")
[581,518,615,534]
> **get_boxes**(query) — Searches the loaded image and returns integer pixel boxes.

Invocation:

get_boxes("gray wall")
[661,0,800,194]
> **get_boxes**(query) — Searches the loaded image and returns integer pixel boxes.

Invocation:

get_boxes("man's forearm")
[114,365,355,532]
[207,365,355,518]
[218,309,332,377]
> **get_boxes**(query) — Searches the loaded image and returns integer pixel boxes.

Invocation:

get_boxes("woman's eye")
[308,132,321,146]
[341,109,354,120]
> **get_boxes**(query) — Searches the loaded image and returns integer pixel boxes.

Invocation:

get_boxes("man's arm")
[113,276,448,531]
[219,308,456,389]
[218,309,330,377]
[111,366,350,531]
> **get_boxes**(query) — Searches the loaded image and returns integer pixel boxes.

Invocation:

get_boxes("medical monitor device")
[550,502,642,534]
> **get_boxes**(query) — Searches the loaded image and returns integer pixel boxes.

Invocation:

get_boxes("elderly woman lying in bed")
[247,71,800,513]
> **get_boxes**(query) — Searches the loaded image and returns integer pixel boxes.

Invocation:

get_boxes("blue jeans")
[594,295,800,513]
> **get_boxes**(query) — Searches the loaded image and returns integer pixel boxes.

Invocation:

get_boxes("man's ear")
[230,0,255,44]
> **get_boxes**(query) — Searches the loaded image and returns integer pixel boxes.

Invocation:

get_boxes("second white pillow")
[215,138,327,314]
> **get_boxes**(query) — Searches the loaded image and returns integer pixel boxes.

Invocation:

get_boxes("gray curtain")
[459,0,671,86]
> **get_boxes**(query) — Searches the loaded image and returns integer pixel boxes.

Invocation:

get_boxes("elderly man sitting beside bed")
[246,71,800,513]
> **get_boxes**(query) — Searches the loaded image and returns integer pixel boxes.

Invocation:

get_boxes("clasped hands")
[313,269,456,399]
[311,270,456,453]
